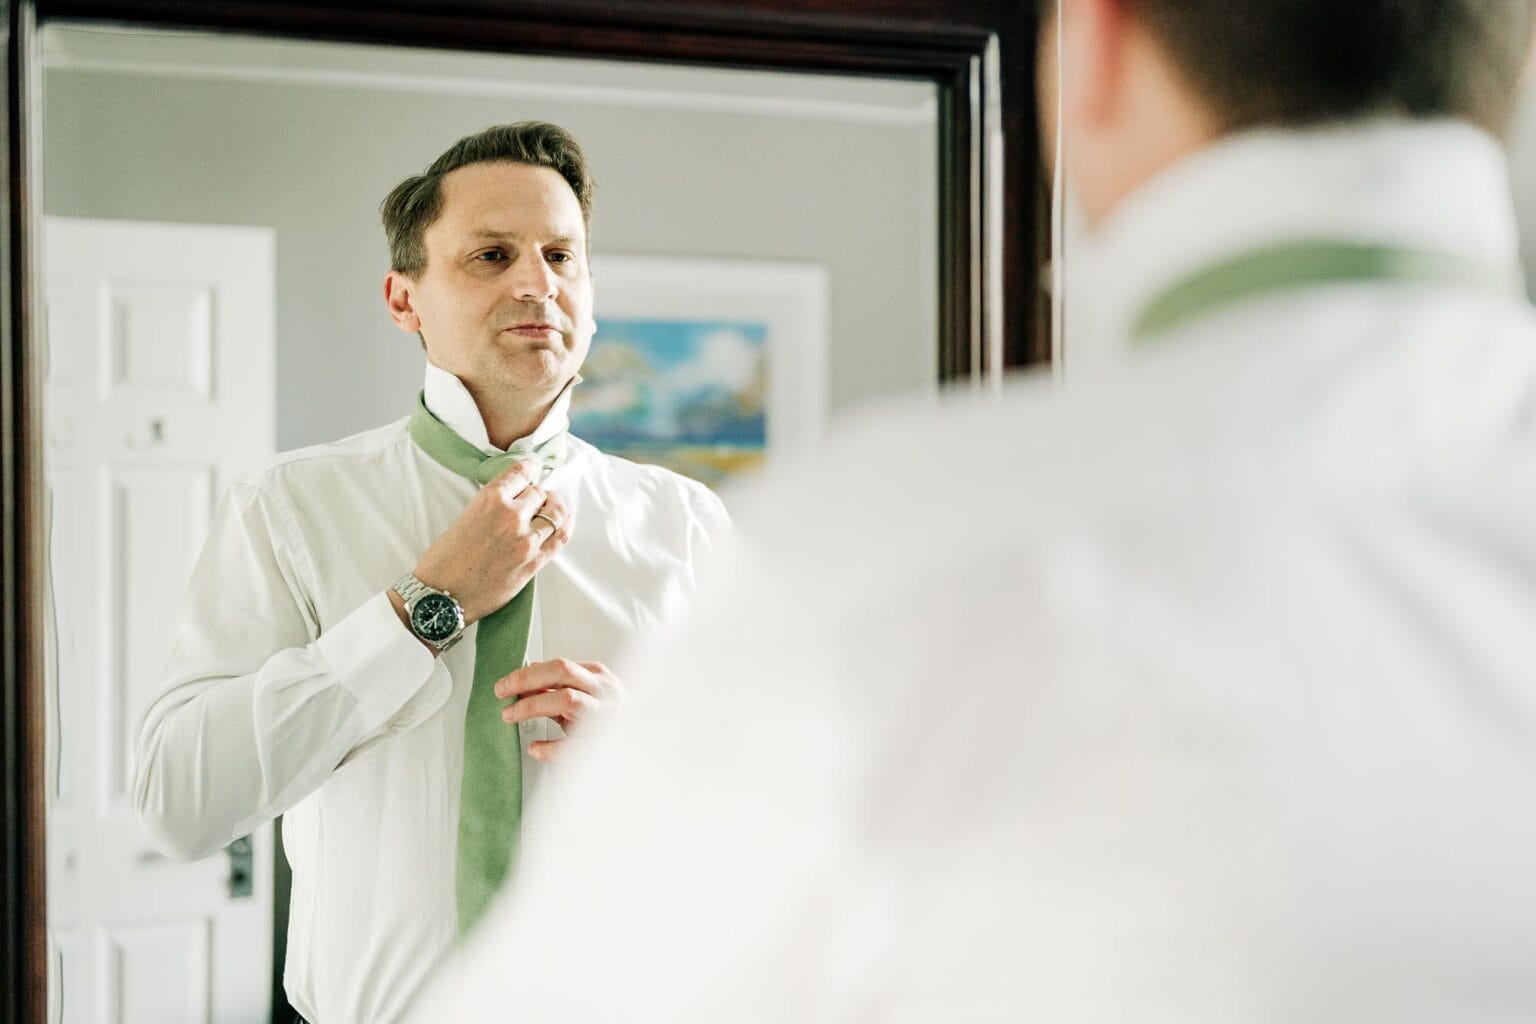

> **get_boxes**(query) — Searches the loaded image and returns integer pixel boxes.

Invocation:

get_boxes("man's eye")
[547,252,573,265]
[476,250,506,262]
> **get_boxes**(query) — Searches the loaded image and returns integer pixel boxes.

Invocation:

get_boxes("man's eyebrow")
[471,230,583,246]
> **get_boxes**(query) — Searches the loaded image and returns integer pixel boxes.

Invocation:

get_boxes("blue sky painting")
[570,317,769,486]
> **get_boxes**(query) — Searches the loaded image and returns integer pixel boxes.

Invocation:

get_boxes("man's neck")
[1076,105,1218,229]
[462,382,563,451]
[1070,30,1222,228]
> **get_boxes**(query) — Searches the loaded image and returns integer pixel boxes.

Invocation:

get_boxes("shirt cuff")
[314,591,438,733]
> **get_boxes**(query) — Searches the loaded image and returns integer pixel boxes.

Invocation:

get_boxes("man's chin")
[487,352,573,393]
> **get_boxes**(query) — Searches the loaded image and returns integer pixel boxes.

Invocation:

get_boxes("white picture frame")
[586,254,831,467]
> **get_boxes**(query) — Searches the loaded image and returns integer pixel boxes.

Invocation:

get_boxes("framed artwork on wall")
[574,254,831,487]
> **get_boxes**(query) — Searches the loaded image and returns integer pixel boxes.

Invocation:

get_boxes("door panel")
[44,217,277,1024]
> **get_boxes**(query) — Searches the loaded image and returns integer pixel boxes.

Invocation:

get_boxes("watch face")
[410,592,461,643]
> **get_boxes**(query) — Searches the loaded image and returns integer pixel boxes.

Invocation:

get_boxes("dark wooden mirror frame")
[1,1,1048,1019]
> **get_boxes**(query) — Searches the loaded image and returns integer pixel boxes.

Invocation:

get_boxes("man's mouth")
[504,322,562,338]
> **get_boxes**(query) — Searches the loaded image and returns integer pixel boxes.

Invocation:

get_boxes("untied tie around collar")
[408,391,571,486]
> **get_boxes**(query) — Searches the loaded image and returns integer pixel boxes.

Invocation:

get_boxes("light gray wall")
[43,60,937,451]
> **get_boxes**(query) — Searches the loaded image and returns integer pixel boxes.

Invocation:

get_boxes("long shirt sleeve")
[132,477,438,862]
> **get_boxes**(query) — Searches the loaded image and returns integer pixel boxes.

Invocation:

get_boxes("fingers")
[485,459,541,502]
[483,464,575,556]
[501,685,596,725]
[484,485,546,532]
[495,657,612,699]
[527,739,567,762]
[483,461,556,531]
[494,659,621,756]
[579,660,618,676]
[532,493,574,549]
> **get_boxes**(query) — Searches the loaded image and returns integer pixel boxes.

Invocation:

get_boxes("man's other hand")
[496,659,624,761]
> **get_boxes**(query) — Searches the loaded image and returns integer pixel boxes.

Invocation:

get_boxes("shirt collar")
[422,362,580,456]
[1075,117,1522,353]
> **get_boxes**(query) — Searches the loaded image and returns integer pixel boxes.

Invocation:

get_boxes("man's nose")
[509,254,558,302]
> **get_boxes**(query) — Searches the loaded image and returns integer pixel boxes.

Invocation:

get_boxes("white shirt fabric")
[132,364,728,1023]
[418,118,1536,1022]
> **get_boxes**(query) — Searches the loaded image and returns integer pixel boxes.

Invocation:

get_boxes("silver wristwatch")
[392,573,466,651]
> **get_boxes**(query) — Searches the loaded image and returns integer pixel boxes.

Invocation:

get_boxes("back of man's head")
[1045,0,1536,224]
[1133,0,1533,136]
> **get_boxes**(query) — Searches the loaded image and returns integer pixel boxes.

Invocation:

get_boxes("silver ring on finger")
[531,511,561,537]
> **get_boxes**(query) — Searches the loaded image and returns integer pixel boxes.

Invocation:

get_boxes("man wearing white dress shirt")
[131,122,727,1023]
[417,2,1536,1021]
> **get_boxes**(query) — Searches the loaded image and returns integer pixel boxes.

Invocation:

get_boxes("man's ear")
[383,271,423,334]
[1060,0,1132,131]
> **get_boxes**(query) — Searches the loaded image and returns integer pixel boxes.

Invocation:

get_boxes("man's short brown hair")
[381,121,595,276]
[1052,0,1535,136]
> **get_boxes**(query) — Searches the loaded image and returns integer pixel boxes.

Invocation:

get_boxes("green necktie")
[1130,238,1522,343]
[407,392,570,937]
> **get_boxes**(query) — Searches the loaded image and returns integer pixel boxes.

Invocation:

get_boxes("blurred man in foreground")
[416,1,1536,1019]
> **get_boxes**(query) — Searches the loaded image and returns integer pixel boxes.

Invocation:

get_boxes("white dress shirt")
[419,118,1536,1021]
[132,364,728,1023]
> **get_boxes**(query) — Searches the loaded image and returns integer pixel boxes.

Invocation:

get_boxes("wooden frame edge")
[4,1,47,1020]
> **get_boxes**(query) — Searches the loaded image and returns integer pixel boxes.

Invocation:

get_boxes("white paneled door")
[43,218,277,1024]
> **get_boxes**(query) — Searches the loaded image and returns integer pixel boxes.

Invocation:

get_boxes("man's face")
[392,160,595,406]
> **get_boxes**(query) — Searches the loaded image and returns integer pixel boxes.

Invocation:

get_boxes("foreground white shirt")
[421,119,1536,1021]
[133,365,727,1023]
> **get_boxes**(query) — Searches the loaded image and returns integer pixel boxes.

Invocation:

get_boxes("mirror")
[38,20,944,1023]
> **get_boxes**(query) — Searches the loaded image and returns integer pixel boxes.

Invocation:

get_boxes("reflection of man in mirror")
[419,2,1536,1021]
[132,122,728,1022]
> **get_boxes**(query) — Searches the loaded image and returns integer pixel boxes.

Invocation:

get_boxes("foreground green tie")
[408,393,569,937]
[1131,238,1521,343]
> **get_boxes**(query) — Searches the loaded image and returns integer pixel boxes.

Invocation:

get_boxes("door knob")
[127,417,166,448]
[227,835,254,899]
